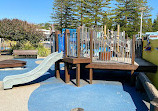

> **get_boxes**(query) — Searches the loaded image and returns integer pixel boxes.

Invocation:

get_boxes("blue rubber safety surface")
[28,77,148,111]
[0,59,148,111]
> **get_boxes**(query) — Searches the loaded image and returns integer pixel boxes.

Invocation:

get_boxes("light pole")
[139,7,146,39]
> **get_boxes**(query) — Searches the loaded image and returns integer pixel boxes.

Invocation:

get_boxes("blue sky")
[0,0,158,24]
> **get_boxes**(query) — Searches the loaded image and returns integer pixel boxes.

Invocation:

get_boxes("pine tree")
[144,18,153,32]
[74,0,111,27]
[51,0,76,31]
[152,15,158,32]
[113,0,152,37]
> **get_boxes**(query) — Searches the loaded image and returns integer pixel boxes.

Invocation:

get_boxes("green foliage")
[0,18,44,46]
[152,15,158,32]
[51,0,111,29]
[11,41,50,57]
[11,41,35,50]
[38,23,52,30]
[143,18,153,32]
[51,0,76,31]
[37,44,50,57]
[112,0,152,37]
[51,0,154,36]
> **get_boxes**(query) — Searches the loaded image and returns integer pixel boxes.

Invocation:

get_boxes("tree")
[51,0,76,31]
[152,15,158,32]
[74,0,111,27]
[0,18,44,47]
[143,18,153,32]
[51,0,111,29]
[38,23,52,30]
[112,0,152,37]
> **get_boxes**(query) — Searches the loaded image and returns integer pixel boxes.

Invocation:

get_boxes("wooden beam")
[65,29,69,57]
[77,27,81,58]
[55,62,60,79]
[76,63,80,87]
[63,57,91,64]
[55,30,60,79]
[131,35,136,65]
[89,68,93,84]
[117,24,120,52]
[90,29,93,63]
[55,30,60,52]
[104,25,107,52]
[65,62,70,83]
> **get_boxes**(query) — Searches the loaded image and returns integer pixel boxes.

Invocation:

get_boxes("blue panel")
[58,34,65,53]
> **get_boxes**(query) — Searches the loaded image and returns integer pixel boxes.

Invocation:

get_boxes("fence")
[91,28,132,64]
[55,26,135,65]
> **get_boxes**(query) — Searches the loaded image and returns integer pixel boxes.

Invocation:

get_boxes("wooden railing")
[54,26,136,65]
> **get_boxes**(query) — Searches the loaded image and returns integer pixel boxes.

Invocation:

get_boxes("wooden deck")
[0,60,26,68]
[63,57,91,64]
[85,63,138,70]
[85,58,157,72]
[135,58,157,72]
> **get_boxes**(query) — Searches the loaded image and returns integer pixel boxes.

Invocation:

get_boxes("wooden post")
[131,35,136,85]
[65,29,69,57]
[89,68,93,84]
[50,33,52,53]
[76,63,80,87]
[131,35,136,66]
[90,29,93,63]
[65,29,70,83]
[0,38,1,55]
[76,27,81,87]
[117,24,120,53]
[65,62,70,83]
[55,31,60,79]
[104,25,107,53]
[89,29,93,84]
[77,27,81,58]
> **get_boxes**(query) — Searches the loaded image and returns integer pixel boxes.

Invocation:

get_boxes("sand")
[0,81,40,111]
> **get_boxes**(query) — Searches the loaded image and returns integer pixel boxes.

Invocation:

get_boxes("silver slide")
[3,52,63,89]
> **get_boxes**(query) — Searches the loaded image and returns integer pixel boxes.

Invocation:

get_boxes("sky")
[0,0,158,24]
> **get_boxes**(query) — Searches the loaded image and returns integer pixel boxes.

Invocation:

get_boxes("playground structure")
[2,25,157,90]
[51,25,138,87]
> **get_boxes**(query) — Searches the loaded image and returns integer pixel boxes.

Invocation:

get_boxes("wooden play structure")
[50,25,142,87]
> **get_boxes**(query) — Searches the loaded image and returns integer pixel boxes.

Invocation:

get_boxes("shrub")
[37,44,50,57]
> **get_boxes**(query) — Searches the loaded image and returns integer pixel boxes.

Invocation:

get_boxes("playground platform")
[51,26,158,88]
[135,58,157,72]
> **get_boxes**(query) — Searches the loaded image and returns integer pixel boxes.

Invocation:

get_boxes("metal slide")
[3,52,63,89]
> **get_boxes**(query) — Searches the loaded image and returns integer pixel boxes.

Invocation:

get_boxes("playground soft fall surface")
[0,58,149,111]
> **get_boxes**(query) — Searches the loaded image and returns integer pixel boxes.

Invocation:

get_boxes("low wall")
[143,39,158,89]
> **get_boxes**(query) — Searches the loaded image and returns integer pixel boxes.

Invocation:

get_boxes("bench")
[136,72,158,111]
[13,50,38,58]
